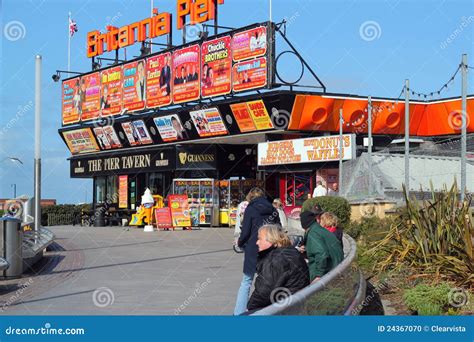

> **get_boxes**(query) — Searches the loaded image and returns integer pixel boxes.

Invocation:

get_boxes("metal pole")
[34,55,42,232]
[68,12,71,72]
[150,0,154,53]
[11,184,16,198]
[461,54,467,201]
[269,0,272,22]
[368,96,372,197]
[405,79,410,197]
[339,109,344,196]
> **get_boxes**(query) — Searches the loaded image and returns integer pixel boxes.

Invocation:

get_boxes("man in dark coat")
[247,225,309,312]
[234,188,280,315]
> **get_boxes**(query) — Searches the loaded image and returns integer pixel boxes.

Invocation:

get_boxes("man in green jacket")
[300,207,344,281]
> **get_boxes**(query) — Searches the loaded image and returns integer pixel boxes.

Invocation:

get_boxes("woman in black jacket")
[234,188,280,315]
[247,224,310,312]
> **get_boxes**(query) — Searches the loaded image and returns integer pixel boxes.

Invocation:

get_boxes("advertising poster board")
[132,120,153,145]
[154,207,173,229]
[93,127,112,150]
[246,100,274,130]
[172,45,200,104]
[103,125,122,148]
[230,102,257,132]
[80,72,101,121]
[62,128,100,155]
[153,114,188,142]
[232,26,267,62]
[189,107,228,138]
[232,57,267,92]
[201,36,232,98]
[123,60,146,112]
[62,77,81,125]
[258,134,356,166]
[100,66,123,116]
[168,194,191,227]
[146,53,172,108]
[118,175,128,209]
[121,121,141,146]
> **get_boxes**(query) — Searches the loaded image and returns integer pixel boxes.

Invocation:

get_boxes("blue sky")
[0,0,472,203]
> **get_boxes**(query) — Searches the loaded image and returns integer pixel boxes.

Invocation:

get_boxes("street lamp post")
[11,184,16,198]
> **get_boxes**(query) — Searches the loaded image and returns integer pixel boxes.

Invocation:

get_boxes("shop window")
[284,173,312,206]
[107,175,118,204]
[95,177,106,204]
[148,173,164,197]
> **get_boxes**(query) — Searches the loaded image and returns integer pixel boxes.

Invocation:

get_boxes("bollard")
[0,217,23,279]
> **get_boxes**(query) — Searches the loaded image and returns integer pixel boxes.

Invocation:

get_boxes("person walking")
[246,224,309,313]
[312,181,327,197]
[234,188,280,315]
[272,198,287,232]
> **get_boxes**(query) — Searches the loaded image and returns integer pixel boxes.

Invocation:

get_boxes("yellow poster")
[246,100,274,130]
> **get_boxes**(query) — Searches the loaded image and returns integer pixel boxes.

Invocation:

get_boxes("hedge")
[41,204,91,226]
[301,196,351,227]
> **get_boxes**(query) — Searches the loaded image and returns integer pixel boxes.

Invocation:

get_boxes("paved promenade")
[0,226,244,315]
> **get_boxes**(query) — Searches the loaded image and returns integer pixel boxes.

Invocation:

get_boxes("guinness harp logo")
[179,152,187,164]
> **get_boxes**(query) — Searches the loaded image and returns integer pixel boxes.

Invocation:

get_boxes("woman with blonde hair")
[246,224,309,313]
[234,188,280,315]
[272,198,288,232]
[319,212,343,248]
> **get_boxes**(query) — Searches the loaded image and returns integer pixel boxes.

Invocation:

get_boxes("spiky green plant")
[367,182,474,287]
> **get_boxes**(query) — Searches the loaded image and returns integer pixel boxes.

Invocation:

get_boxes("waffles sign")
[87,0,224,58]
[258,135,356,166]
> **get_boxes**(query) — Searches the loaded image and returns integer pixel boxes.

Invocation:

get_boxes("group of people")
[174,65,199,85]
[233,187,344,315]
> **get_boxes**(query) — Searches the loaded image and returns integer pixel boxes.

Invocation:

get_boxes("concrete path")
[0,226,244,315]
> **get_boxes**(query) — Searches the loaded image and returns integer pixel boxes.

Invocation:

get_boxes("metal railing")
[0,258,9,271]
[22,221,55,260]
[252,234,366,315]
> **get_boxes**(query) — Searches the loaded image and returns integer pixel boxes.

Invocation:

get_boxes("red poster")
[232,26,267,62]
[121,122,141,146]
[201,36,232,98]
[172,45,200,104]
[230,102,256,132]
[190,107,228,137]
[146,53,172,108]
[119,175,128,209]
[155,207,172,229]
[100,66,123,116]
[232,57,267,92]
[80,72,101,121]
[123,60,146,112]
[62,77,81,125]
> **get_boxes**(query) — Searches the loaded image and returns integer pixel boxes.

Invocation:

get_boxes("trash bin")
[93,208,105,227]
[0,217,23,279]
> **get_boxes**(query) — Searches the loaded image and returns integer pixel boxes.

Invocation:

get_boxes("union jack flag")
[69,17,78,37]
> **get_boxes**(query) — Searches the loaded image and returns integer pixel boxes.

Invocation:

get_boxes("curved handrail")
[0,257,9,271]
[251,234,365,315]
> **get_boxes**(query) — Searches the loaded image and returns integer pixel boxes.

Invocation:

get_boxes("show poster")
[123,60,146,112]
[61,77,81,125]
[168,194,191,227]
[258,134,356,166]
[232,26,267,62]
[93,127,112,150]
[80,72,101,121]
[189,107,228,138]
[172,45,200,104]
[132,120,153,144]
[102,125,122,148]
[230,102,257,132]
[62,128,100,155]
[146,53,172,108]
[232,57,267,92]
[121,121,141,146]
[118,175,128,209]
[246,100,274,130]
[100,66,123,116]
[201,36,232,98]
[153,114,188,142]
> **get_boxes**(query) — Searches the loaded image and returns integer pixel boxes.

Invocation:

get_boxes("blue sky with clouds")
[0,0,472,203]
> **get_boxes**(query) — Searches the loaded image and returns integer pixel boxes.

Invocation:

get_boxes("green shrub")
[41,204,92,226]
[403,283,451,315]
[301,196,351,227]
[0,210,4,217]
[346,216,393,241]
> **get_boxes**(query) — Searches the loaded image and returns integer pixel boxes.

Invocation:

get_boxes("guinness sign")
[176,146,217,170]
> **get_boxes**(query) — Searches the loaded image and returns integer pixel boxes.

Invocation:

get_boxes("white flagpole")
[68,11,71,72]
[150,0,154,53]
[269,0,272,22]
